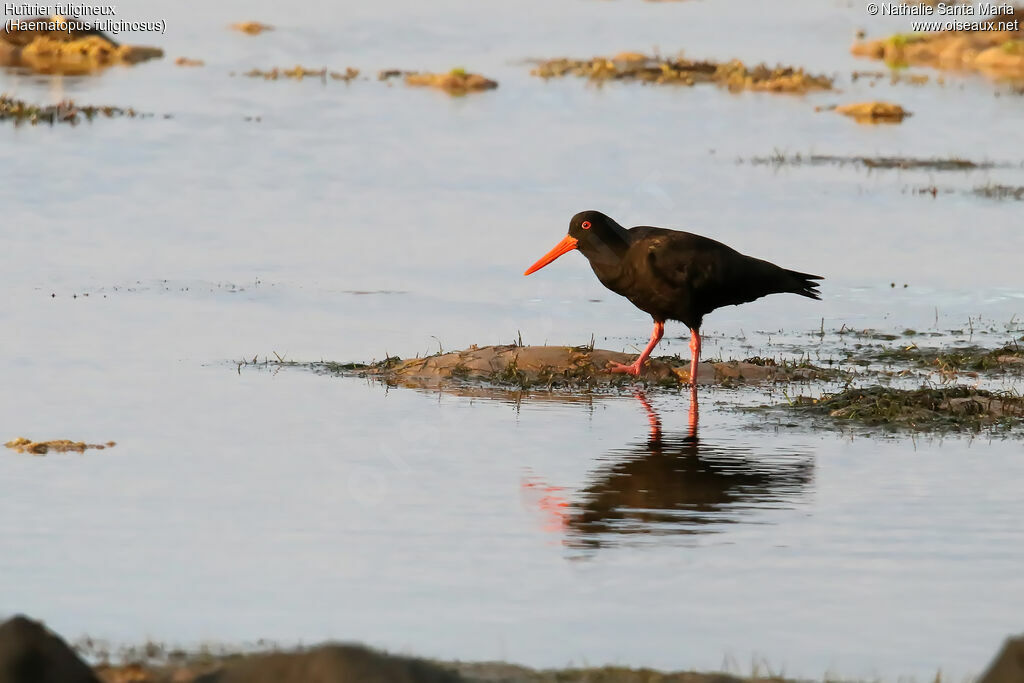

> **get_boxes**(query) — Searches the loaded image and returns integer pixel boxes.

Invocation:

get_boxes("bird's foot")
[607,360,644,376]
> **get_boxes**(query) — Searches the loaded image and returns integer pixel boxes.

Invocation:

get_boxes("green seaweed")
[887,33,928,48]
[1001,39,1024,55]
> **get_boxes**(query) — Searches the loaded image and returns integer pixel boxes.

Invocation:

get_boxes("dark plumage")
[524,210,823,382]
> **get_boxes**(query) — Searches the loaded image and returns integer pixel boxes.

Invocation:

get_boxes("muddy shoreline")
[237,333,1024,436]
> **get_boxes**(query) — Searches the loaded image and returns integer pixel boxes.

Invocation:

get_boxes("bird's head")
[523,210,625,275]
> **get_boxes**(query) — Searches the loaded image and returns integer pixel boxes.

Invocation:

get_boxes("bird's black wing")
[638,229,739,300]
[640,228,821,314]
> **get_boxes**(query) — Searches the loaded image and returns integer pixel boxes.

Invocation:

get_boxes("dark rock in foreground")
[979,636,1024,683]
[0,615,98,683]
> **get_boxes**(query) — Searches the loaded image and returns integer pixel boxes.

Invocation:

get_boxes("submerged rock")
[231,21,273,35]
[404,69,498,94]
[834,101,911,123]
[0,15,162,74]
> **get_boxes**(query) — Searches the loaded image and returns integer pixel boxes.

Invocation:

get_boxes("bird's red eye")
[581,221,592,230]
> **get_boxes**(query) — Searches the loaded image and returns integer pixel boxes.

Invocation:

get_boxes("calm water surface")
[2,0,1022,680]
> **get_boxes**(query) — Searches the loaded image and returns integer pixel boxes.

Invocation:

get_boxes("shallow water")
[2,0,1023,680]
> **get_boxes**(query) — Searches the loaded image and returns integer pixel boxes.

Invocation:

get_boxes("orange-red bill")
[523,235,579,276]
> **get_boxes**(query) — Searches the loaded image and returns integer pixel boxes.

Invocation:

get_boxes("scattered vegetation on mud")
[745,152,997,170]
[852,6,1024,77]
[850,69,935,86]
[235,66,495,93]
[912,183,1024,200]
[530,52,833,93]
[239,66,360,81]
[5,437,116,455]
[799,386,1024,432]
[849,342,1024,375]
[974,183,1024,200]
[0,95,148,125]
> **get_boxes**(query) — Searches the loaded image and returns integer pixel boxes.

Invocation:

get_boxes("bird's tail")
[785,269,823,300]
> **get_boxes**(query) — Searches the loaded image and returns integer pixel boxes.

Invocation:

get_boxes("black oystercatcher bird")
[524,210,822,384]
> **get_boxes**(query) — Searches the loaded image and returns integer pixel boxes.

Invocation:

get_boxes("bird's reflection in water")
[525,389,815,552]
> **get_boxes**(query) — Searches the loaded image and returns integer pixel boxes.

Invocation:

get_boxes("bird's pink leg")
[608,321,665,376]
[688,328,702,387]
